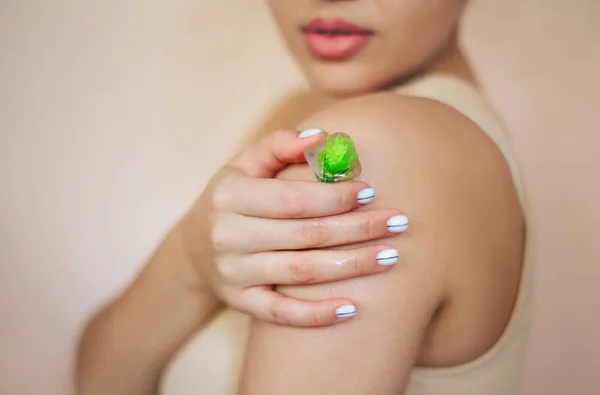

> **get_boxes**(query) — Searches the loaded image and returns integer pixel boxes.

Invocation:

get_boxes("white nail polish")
[335,304,356,318]
[376,249,399,266]
[298,128,324,138]
[386,215,409,233]
[357,188,375,204]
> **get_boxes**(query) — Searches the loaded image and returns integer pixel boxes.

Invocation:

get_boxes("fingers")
[225,245,399,287]
[214,209,408,253]
[230,128,326,178]
[240,287,357,327]
[215,176,373,218]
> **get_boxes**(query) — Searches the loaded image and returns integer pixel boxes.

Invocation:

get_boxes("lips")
[302,18,374,60]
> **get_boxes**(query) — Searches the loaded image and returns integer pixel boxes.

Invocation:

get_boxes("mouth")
[302,18,374,61]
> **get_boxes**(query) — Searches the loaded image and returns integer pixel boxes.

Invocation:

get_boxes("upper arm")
[239,93,524,394]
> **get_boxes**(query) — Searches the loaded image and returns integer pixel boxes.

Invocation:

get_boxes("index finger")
[231,129,326,178]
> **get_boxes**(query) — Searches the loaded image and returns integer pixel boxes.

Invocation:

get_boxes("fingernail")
[335,304,356,318]
[298,128,324,138]
[386,215,409,233]
[357,188,375,204]
[376,249,399,266]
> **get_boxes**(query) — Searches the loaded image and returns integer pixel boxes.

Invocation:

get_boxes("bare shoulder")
[240,92,526,394]
[292,92,526,365]
[299,91,509,172]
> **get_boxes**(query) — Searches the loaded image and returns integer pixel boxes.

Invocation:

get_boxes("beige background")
[1,1,599,394]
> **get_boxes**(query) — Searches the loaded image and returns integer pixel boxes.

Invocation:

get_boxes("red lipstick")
[303,18,373,60]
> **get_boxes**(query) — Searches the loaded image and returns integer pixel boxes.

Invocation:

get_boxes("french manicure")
[335,304,357,319]
[386,215,409,233]
[357,188,375,204]
[298,128,325,138]
[376,249,399,266]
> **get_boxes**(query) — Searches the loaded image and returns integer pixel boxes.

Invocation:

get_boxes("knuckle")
[268,129,291,150]
[348,254,365,276]
[211,189,229,211]
[270,301,289,326]
[210,174,237,211]
[301,218,328,247]
[311,309,322,327]
[289,254,316,283]
[360,214,378,240]
[280,186,305,218]
[210,221,231,253]
[335,187,351,210]
[215,259,238,283]
[272,128,294,140]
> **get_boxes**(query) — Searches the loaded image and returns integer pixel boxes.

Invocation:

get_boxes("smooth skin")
[77,128,408,395]
[240,93,524,394]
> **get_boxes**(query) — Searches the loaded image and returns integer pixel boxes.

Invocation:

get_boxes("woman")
[77,1,532,394]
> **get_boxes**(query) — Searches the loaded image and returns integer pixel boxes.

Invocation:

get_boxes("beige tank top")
[399,74,534,395]
[161,75,534,395]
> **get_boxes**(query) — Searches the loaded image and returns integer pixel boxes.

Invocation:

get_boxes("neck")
[383,30,477,91]
[429,34,477,85]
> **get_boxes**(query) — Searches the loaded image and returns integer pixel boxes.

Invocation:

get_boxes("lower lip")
[304,32,371,60]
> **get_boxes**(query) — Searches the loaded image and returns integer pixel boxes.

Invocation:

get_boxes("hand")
[182,129,408,327]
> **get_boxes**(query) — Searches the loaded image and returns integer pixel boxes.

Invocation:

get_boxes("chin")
[309,79,373,98]
[302,64,387,98]
[301,59,417,98]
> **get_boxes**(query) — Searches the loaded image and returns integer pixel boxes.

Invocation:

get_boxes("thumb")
[230,128,326,178]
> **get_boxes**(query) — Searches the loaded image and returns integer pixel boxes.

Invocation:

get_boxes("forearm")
[77,221,223,395]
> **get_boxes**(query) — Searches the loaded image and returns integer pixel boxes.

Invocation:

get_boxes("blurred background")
[1,1,599,394]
